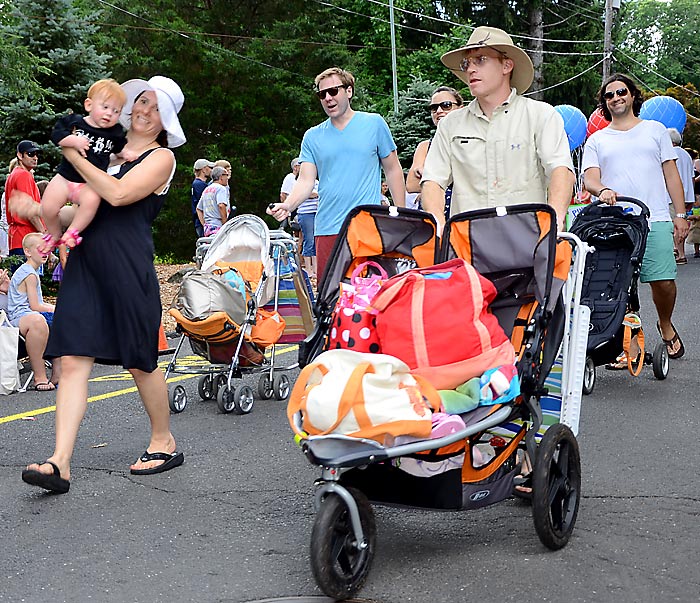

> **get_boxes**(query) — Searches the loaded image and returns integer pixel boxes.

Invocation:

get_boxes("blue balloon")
[640,96,687,133]
[555,104,587,151]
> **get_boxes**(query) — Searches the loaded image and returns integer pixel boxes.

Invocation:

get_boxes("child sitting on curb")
[7,233,61,391]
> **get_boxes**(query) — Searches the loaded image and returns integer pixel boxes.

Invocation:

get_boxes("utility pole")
[602,0,620,81]
[389,0,399,115]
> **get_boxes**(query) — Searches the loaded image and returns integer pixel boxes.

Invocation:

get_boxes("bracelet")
[598,187,611,196]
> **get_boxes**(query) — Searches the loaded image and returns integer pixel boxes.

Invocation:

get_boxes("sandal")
[657,321,685,359]
[60,228,83,248]
[31,381,56,391]
[605,351,640,371]
[676,257,688,265]
[512,451,532,499]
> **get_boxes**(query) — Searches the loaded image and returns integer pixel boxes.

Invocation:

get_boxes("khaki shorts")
[640,221,676,283]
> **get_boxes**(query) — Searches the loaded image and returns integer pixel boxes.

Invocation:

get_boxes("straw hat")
[441,26,534,94]
[119,76,186,148]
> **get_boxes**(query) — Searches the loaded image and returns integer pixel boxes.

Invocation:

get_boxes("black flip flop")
[22,460,70,494]
[130,451,184,475]
[657,321,685,359]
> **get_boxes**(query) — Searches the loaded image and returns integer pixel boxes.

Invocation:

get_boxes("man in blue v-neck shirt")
[268,67,405,279]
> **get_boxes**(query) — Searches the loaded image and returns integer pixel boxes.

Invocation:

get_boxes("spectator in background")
[6,140,46,262]
[407,86,463,215]
[191,158,214,238]
[7,232,61,391]
[214,159,234,219]
[667,128,695,264]
[0,157,18,257]
[280,157,300,203]
[197,166,230,236]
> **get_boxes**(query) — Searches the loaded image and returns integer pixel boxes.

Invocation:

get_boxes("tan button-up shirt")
[422,88,573,216]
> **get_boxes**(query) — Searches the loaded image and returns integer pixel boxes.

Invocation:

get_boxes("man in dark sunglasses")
[582,73,689,361]
[421,26,574,233]
[267,67,405,279]
[5,140,45,260]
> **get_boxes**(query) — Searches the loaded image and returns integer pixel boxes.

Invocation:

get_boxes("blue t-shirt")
[299,111,397,236]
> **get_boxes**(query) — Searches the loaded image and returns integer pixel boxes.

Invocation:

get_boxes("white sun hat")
[120,75,186,148]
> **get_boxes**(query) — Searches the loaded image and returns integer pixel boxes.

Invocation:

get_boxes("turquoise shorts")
[640,221,676,283]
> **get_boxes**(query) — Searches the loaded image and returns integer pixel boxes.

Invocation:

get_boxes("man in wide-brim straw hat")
[421,26,575,232]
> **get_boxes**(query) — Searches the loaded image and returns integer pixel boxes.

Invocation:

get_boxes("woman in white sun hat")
[22,76,187,494]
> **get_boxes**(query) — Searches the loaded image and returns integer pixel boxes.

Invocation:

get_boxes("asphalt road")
[1,259,700,603]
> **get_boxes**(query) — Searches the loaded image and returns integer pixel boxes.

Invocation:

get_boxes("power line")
[523,57,607,95]
[615,48,700,99]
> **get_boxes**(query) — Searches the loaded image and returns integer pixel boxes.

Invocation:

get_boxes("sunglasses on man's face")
[603,87,629,100]
[428,100,460,113]
[315,84,348,100]
[25,151,39,158]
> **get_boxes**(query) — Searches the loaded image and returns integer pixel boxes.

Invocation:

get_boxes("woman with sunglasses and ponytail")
[406,86,464,215]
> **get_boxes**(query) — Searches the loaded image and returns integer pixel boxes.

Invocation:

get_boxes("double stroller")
[569,197,668,395]
[292,204,591,600]
[164,215,313,414]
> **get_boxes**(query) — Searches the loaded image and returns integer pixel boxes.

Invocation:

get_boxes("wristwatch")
[675,213,687,218]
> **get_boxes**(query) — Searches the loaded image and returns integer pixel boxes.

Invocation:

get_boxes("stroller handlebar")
[589,196,650,218]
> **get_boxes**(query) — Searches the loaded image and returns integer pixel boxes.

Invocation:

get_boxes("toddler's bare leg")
[41,175,70,242]
[62,186,101,247]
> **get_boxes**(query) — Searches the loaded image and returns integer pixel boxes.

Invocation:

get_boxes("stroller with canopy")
[291,204,590,600]
[164,215,308,414]
[569,197,668,395]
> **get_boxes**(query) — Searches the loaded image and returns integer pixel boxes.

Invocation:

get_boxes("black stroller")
[569,197,669,395]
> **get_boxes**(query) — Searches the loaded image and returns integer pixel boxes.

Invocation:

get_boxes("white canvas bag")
[0,310,20,395]
[287,349,441,444]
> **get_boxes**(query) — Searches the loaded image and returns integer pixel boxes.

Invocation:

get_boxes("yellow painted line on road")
[0,345,299,425]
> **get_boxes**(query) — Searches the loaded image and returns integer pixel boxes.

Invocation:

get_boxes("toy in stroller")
[164,215,310,414]
[290,204,590,600]
[299,204,438,367]
[569,197,668,395]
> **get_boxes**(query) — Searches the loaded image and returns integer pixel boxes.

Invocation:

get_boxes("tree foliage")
[2,0,698,260]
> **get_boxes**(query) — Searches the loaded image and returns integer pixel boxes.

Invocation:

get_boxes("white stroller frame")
[163,215,299,415]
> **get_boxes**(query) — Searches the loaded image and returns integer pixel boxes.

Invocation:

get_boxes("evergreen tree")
[0,0,111,180]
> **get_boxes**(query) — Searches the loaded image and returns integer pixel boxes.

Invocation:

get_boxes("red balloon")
[586,108,611,138]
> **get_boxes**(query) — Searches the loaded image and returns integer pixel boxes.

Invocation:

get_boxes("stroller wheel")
[257,374,274,400]
[310,487,375,600]
[273,373,291,400]
[216,385,236,414]
[582,356,595,396]
[198,375,216,401]
[532,423,581,550]
[233,385,255,414]
[652,343,669,380]
[168,385,188,413]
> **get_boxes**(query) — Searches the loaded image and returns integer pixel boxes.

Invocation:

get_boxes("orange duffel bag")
[370,258,514,390]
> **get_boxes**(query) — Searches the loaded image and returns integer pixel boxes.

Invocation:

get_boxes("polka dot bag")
[327,261,388,353]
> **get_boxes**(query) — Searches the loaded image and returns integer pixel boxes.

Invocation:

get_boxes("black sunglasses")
[603,87,629,100]
[428,100,460,113]
[315,84,348,100]
[25,151,40,157]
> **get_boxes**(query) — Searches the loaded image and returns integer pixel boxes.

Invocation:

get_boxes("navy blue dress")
[45,149,168,372]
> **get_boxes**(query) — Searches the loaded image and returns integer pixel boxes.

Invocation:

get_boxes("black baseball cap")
[17,140,40,154]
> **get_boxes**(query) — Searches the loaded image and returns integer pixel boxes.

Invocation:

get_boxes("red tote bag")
[370,259,515,390]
